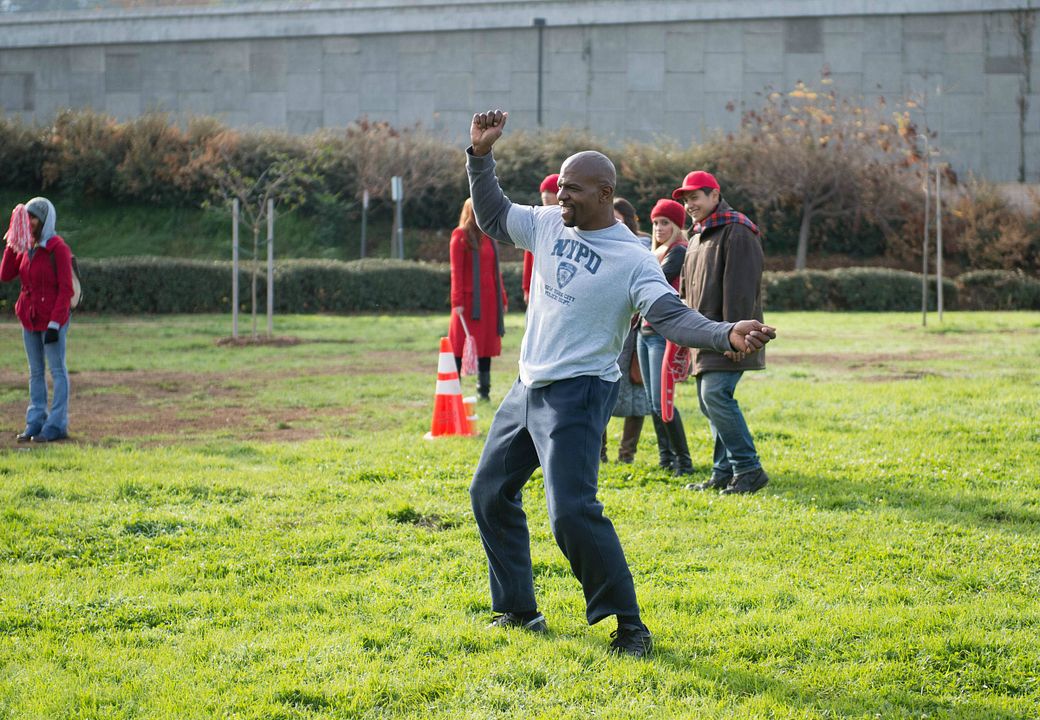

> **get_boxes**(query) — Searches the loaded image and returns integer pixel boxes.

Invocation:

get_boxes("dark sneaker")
[720,468,769,495]
[488,612,548,633]
[684,473,732,491]
[609,624,653,658]
[16,431,34,442]
[31,430,68,444]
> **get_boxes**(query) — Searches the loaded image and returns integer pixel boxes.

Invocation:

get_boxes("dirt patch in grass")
[768,351,955,377]
[0,368,354,448]
[215,335,303,348]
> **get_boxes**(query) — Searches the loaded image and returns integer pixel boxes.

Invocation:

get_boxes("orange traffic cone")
[424,337,478,439]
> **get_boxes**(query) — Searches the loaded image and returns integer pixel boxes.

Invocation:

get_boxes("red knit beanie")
[650,198,687,231]
[539,173,560,193]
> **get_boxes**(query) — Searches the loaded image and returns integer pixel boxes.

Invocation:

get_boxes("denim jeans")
[696,370,760,477]
[636,331,666,416]
[22,322,69,438]
[469,375,640,625]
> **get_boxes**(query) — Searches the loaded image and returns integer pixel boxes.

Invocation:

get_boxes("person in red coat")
[1,197,74,442]
[450,198,508,401]
[521,173,559,305]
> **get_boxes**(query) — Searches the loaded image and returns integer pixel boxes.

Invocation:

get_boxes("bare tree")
[200,137,310,337]
[722,84,925,270]
[312,119,463,249]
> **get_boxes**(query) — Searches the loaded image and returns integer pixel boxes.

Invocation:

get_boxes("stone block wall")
[0,2,1035,181]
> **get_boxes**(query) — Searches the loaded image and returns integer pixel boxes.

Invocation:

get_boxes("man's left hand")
[729,320,775,354]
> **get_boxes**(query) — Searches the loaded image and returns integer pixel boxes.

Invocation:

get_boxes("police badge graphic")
[556,261,577,289]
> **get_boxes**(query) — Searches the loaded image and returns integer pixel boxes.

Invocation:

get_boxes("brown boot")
[616,416,644,464]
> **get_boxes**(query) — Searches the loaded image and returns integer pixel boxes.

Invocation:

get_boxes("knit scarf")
[471,235,505,337]
[695,209,759,236]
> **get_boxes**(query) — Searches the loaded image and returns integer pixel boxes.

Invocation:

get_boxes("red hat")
[539,173,560,194]
[671,170,720,201]
[649,199,686,231]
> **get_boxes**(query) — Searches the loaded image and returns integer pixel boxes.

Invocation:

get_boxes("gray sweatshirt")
[467,149,734,387]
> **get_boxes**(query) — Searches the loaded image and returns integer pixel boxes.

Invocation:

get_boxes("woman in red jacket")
[1,197,74,442]
[450,198,508,401]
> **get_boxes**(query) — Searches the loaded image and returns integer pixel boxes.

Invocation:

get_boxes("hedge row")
[0,258,524,315]
[764,268,960,312]
[0,260,1035,315]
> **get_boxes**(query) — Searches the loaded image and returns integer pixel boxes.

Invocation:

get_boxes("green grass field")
[1,311,1038,719]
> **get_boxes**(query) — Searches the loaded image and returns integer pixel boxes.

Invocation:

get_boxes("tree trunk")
[795,201,813,271]
[251,227,259,338]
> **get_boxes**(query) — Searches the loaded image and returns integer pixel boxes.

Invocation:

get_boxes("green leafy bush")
[764,268,958,311]
[957,270,1040,310]
[41,109,127,198]
[1,260,1032,314]
[1,109,1037,273]
[762,270,834,310]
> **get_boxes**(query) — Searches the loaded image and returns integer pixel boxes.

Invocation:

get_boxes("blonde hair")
[457,198,480,249]
[651,217,687,251]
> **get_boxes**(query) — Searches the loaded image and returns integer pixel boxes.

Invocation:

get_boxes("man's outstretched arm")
[644,293,776,354]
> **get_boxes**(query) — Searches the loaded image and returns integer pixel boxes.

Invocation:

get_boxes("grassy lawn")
[0,311,1038,719]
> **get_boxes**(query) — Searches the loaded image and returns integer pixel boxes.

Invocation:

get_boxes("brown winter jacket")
[680,200,766,374]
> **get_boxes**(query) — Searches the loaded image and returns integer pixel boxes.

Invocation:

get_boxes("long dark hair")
[613,197,641,235]
[457,198,480,249]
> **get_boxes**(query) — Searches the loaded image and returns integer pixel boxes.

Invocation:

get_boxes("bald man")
[465,110,775,657]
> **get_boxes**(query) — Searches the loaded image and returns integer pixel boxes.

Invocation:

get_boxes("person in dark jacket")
[674,171,769,494]
[450,198,508,401]
[601,197,652,464]
[1,197,74,442]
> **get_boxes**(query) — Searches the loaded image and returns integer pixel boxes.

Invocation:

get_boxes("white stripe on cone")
[435,378,463,396]
[437,351,456,374]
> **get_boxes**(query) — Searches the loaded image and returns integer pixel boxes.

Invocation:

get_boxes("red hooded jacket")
[1,236,75,331]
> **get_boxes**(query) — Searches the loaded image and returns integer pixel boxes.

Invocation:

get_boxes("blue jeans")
[22,323,70,438]
[696,371,760,477]
[636,331,666,416]
[469,375,640,625]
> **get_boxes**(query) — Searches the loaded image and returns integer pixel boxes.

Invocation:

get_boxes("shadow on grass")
[772,469,1040,535]
[647,645,1029,719]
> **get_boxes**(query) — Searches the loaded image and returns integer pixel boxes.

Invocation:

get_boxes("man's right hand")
[471,110,508,157]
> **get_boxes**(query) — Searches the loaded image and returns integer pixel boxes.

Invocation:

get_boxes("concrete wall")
[0,1,1037,181]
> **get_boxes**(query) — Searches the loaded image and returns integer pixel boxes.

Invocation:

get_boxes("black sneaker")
[609,624,653,658]
[720,468,769,495]
[684,473,732,491]
[487,612,548,633]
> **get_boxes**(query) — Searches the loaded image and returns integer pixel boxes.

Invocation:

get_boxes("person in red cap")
[521,173,559,305]
[672,170,770,494]
[636,198,695,476]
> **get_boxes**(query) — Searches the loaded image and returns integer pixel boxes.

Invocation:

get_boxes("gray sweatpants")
[469,375,641,625]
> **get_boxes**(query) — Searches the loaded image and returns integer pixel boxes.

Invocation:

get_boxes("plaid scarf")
[695,209,759,236]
